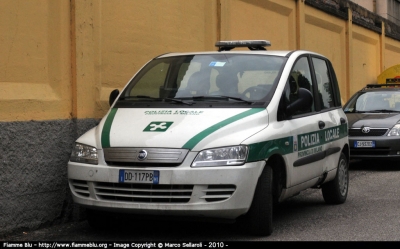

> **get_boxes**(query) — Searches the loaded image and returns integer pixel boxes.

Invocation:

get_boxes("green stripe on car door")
[101,108,118,148]
[182,108,265,150]
[247,123,348,162]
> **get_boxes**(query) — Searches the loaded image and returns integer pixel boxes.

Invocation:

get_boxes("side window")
[312,57,335,109]
[130,62,170,97]
[281,57,315,117]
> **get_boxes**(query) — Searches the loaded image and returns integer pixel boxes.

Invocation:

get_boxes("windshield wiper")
[164,98,193,105]
[119,95,159,100]
[218,95,254,104]
[192,95,254,104]
[368,109,400,113]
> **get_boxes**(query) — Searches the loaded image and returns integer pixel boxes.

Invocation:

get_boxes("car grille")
[70,180,237,204]
[350,148,390,156]
[104,148,189,167]
[95,182,193,203]
[202,185,236,202]
[349,128,388,136]
[70,180,90,198]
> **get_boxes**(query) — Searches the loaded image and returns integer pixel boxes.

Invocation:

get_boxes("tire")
[322,152,349,204]
[242,165,273,236]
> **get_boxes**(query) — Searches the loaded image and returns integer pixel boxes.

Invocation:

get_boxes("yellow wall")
[381,36,400,82]
[2,0,400,122]
[72,0,218,120]
[0,0,71,121]
[221,0,297,50]
[351,25,381,92]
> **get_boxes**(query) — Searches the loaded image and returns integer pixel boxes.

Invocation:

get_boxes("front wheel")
[322,152,349,204]
[242,165,273,236]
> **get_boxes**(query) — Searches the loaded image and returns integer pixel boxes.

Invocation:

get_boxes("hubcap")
[338,158,348,196]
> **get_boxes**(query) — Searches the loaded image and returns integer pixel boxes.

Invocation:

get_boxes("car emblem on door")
[361,127,371,133]
[138,150,148,160]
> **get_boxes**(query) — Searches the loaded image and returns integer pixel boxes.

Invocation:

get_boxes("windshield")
[344,91,400,113]
[117,54,286,107]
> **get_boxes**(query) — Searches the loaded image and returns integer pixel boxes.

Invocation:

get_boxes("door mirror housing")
[109,89,120,106]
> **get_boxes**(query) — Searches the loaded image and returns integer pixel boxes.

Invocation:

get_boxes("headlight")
[70,143,98,165]
[388,124,400,136]
[192,145,248,167]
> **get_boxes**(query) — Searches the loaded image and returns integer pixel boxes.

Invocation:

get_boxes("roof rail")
[215,40,271,52]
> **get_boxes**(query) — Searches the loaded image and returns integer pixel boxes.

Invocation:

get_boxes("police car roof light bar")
[365,83,400,89]
[215,40,271,52]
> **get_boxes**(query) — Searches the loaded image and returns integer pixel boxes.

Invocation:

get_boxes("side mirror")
[286,88,313,116]
[109,89,120,106]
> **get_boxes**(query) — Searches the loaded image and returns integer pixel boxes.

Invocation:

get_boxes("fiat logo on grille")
[137,150,148,161]
[361,127,371,133]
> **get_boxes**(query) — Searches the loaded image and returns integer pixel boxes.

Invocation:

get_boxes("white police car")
[68,40,349,236]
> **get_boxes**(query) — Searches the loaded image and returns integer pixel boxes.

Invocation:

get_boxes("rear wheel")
[242,165,273,236]
[322,152,349,204]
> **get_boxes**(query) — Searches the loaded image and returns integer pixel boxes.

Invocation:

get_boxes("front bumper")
[349,136,400,160]
[67,153,265,220]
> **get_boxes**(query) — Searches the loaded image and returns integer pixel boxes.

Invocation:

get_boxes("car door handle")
[318,121,325,129]
[340,117,346,124]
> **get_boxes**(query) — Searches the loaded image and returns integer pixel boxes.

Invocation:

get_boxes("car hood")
[87,107,268,151]
[346,113,400,128]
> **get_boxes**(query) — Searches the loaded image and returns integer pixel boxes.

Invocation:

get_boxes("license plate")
[119,170,159,184]
[354,141,376,148]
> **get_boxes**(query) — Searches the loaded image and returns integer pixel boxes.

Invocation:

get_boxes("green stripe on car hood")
[101,108,118,148]
[182,108,265,150]
[247,136,293,162]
